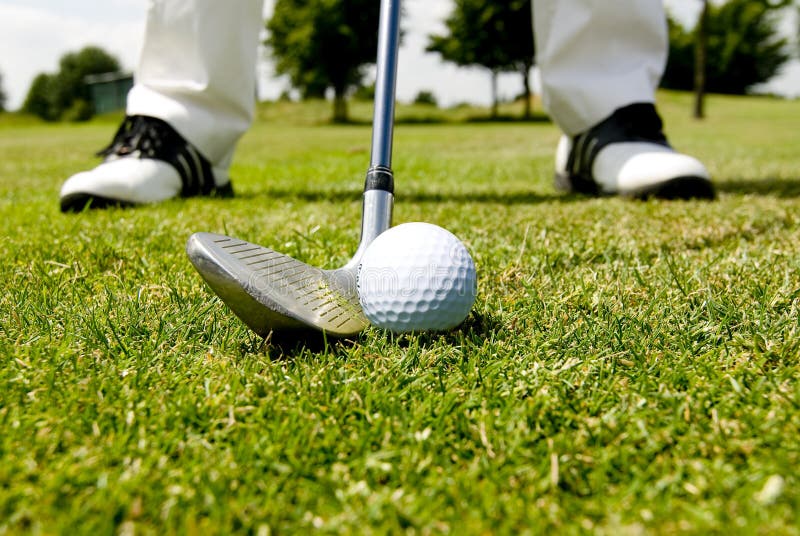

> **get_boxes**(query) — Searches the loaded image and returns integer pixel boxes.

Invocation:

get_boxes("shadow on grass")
[326,113,552,126]
[368,311,508,371]
[236,187,582,206]
[463,113,551,124]
[406,310,505,347]
[238,310,505,360]
[235,177,800,206]
[717,178,800,198]
[239,328,362,360]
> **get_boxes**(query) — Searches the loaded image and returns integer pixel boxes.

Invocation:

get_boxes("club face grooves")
[187,233,368,337]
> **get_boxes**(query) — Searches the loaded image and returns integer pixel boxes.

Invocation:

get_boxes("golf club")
[185,0,401,337]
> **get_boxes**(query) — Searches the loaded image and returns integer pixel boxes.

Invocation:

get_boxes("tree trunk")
[333,87,348,123]
[693,0,709,120]
[490,70,499,119]
[521,64,532,120]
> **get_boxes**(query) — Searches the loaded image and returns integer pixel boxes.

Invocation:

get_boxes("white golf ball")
[357,222,477,332]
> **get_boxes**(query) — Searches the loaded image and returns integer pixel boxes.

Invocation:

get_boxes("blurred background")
[0,0,798,120]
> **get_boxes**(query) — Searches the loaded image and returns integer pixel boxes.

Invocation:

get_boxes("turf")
[1,92,799,534]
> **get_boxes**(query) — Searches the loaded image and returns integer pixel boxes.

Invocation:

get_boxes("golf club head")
[186,232,368,337]
[185,0,399,340]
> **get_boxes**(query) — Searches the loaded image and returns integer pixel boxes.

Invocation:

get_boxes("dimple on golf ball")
[357,222,477,332]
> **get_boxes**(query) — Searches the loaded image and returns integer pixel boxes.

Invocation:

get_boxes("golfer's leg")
[533,0,665,135]
[533,0,713,199]
[128,0,264,170]
[60,0,264,211]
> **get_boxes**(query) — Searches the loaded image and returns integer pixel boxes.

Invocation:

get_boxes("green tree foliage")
[796,1,800,55]
[53,47,120,116]
[22,45,120,121]
[662,0,792,94]
[427,0,534,118]
[266,0,382,123]
[23,74,58,121]
[413,90,438,106]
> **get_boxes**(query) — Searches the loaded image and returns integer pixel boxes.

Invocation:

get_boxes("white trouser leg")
[533,0,668,135]
[126,0,264,176]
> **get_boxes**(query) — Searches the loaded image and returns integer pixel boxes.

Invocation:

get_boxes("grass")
[1,91,800,534]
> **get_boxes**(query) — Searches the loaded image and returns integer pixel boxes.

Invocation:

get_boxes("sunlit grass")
[1,91,799,533]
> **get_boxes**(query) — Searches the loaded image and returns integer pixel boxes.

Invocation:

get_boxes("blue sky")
[1,0,798,110]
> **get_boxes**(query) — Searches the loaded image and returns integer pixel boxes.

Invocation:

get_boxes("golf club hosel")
[344,189,394,270]
[365,165,394,193]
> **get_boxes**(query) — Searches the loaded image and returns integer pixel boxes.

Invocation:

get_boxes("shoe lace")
[96,115,168,159]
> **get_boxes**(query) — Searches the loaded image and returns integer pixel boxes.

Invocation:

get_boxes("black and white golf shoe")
[60,115,233,212]
[554,103,715,200]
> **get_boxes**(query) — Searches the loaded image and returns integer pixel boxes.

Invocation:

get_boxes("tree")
[22,45,121,121]
[694,0,710,119]
[413,90,438,107]
[427,0,534,119]
[499,0,535,119]
[53,46,120,117]
[662,0,792,96]
[0,72,7,112]
[266,0,382,123]
[23,74,58,120]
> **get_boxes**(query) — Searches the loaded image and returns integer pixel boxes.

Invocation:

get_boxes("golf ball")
[357,222,477,332]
